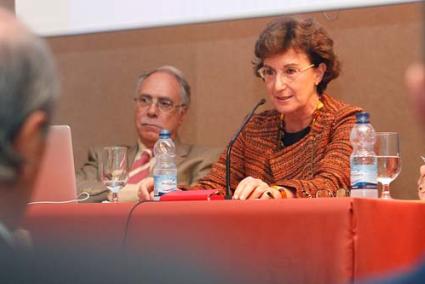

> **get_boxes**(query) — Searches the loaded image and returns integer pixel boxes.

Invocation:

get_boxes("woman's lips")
[274,95,293,102]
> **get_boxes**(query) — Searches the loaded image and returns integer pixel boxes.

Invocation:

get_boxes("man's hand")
[106,184,139,202]
[137,177,155,201]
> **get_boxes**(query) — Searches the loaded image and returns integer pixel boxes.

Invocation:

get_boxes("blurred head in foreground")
[0,7,58,232]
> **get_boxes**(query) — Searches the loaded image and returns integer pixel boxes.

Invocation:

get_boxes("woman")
[138,17,361,201]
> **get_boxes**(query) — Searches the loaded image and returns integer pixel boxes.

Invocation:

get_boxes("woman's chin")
[274,104,294,115]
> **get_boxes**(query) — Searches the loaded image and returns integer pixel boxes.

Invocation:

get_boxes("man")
[0,7,58,249]
[406,64,425,125]
[406,63,425,200]
[77,66,221,202]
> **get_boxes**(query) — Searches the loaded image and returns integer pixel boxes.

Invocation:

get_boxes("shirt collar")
[137,136,182,156]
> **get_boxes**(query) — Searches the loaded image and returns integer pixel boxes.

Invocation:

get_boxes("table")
[23,203,131,250]
[23,198,425,283]
[353,199,425,278]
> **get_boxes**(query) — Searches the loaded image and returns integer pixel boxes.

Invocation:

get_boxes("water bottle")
[153,129,177,200]
[350,112,378,198]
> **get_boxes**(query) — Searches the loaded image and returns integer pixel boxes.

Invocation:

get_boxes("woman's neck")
[284,95,320,133]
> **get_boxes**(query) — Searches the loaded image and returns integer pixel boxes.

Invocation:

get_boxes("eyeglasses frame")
[258,63,315,83]
[133,95,186,113]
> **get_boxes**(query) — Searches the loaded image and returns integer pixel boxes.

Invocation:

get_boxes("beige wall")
[0,0,14,11]
[47,3,423,199]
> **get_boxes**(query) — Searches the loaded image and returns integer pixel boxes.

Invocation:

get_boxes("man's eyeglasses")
[257,64,315,83]
[134,95,185,113]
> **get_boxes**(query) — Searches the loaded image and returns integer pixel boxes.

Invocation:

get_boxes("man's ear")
[177,106,188,127]
[13,111,48,179]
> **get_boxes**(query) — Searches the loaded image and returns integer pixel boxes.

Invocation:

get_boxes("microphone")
[225,99,266,200]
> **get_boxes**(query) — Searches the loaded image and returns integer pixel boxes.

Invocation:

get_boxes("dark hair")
[253,17,340,95]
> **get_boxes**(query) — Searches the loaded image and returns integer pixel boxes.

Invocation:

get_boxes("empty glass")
[101,146,128,203]
[375,132,401,199]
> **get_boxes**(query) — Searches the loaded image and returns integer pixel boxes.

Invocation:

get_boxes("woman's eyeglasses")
[257,64,315,83]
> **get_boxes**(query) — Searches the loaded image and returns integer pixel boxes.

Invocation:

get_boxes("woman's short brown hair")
[253,17,340,95]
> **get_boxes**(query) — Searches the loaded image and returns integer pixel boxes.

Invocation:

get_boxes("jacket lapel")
[174,138,190,166]
[268,104,334,182]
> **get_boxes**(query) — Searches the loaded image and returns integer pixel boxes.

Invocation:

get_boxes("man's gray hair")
[136,65,191,107]
[0,16,59,182]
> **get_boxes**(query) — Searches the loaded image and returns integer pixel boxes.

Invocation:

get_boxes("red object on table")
[159,189,224,201]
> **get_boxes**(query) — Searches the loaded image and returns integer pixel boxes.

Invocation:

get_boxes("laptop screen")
[30,125,77,202]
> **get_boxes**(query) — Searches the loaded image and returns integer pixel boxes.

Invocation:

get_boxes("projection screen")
[16,0,421,36]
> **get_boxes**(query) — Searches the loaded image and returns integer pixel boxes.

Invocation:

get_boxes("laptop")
[30,125,78,203]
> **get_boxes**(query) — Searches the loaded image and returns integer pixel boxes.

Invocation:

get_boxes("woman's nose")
[272,74,288,91]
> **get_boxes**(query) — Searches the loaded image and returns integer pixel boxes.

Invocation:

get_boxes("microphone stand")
[225,99,266,200]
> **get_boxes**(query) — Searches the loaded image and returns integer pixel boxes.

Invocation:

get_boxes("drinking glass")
[101,146,128,203]
[375,132,401,199]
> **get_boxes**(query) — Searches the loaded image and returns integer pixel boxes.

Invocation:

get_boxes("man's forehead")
[138,93,173,101]
[138,72,180,100]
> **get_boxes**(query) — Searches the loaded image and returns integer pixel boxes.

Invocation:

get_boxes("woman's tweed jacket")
[198,94,362,198]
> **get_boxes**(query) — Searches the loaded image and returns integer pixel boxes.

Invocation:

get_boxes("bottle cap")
[355,112,370,124]
[159,129,171,139]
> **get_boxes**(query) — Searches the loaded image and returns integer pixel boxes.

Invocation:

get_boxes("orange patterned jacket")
[198,94,362,198]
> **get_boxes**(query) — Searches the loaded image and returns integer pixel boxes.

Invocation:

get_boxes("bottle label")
[351,164,377,189]
[154,175,177,197]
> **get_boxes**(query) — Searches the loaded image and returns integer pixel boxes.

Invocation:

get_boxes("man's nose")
[146,102,159,116]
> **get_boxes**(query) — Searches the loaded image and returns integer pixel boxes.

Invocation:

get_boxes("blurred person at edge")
[406,63,425,200]
[138,17,362,201]
[0,7,58,251]
[77,65,221,202]
[356,64,425,284]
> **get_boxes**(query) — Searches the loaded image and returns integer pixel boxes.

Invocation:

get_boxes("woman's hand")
[233,176,282,200]
[137,177,155,201]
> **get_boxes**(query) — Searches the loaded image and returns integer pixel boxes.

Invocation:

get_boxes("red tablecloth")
[23,203,131,250]
[353,199,425,279]
[22,198,425,283]
[126,198,353,283]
